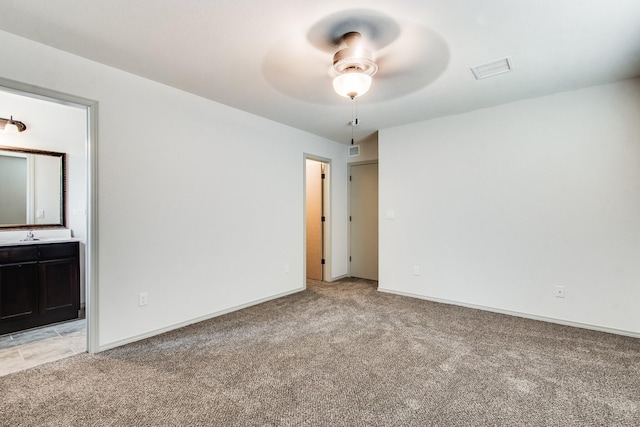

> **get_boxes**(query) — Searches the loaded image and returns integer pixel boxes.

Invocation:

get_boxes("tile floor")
[0,319,86,377]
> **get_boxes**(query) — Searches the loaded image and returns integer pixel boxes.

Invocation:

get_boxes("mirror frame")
[0,145,66,230]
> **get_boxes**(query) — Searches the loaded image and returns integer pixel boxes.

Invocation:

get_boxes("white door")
[350,162,378,280]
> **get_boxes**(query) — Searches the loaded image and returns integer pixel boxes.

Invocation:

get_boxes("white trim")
[303,154,333,284]
[98,287,305,352]
[0,77,100,354]
[378,287,640,339]
[85,102,99,354]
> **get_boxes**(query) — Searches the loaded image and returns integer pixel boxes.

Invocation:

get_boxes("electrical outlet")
[139,292,149,306]
[555,286,565,298]
[413,266,420,276]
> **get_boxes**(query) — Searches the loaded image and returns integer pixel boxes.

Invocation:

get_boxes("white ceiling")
[1,0,639,144]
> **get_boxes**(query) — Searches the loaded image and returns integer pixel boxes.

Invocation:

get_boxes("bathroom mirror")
[0,145,65,229]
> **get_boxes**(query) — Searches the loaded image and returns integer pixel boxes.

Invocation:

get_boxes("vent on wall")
[470,56,514,79]
[348,145,360,157]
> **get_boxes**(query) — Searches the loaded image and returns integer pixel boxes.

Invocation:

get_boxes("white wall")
[0,30,348,349]
[379,79,640,335]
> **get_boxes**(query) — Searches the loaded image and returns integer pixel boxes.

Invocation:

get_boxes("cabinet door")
[38,258,79,321]
[0,262,39,324]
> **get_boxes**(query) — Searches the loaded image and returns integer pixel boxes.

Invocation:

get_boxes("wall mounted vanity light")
[0,116,27,134]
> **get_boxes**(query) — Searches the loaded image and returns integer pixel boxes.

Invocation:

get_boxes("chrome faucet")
[23,230,36,241]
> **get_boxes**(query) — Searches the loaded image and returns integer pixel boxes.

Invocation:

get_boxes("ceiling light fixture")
[329,32,378,99]
[0,116,27,134]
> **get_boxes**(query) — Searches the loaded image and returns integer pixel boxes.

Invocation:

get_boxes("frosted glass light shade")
[3,120,19,134]
[332,72,372,99]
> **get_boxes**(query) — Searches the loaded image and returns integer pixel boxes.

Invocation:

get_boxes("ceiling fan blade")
[367,25,450,102]
[307,9,400,53]
[263,37,336,104]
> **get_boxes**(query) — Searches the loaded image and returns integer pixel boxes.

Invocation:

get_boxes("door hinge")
[321,173,326,179]
[321,259,325,265]
[349,256,352,262]
[349,216,352,222]
[321,216,325,222]
[349,175,352,181]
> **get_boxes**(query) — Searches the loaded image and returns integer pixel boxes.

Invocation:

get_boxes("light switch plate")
[139,292,149,306]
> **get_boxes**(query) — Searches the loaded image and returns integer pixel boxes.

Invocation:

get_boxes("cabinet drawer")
[38,242,78,260]
[0,246,39,264]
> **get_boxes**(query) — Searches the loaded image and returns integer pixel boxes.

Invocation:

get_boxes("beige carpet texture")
[1,278,639,426]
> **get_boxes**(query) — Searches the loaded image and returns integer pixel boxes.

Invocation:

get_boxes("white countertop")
[0,229,78,247]
[0,237,80,247]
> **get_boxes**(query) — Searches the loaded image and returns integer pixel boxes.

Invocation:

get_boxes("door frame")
[0,77,99,354]
[303,154,331,285]
[348,160,378,279]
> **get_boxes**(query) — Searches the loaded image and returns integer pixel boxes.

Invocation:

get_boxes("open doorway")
[0,78,98,362]
[305,157,330,281]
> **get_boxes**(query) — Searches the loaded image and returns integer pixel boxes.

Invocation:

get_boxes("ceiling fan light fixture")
[332,71,372,99]
[329,32,378,99]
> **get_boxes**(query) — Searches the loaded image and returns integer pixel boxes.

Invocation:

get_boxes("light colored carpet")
[1,278,638,426]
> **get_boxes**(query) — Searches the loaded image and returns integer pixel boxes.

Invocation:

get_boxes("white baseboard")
[378,287,640,339]
[98,287,306,352]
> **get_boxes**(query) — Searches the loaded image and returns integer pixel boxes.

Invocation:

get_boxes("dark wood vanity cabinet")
[0,242,80,335]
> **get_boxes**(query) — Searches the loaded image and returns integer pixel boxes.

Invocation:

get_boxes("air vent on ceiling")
[470,56,514,80]
[348,145,360,157]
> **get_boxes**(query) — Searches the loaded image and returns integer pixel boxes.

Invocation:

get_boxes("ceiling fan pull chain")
[351,99,355,144]
[355,100,359,126]
[351,113,354,145]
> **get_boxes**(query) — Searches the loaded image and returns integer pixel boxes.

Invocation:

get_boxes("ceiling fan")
[263,9,449,105]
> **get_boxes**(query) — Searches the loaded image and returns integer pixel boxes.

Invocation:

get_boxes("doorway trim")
[0,77,99,354]
[303,154,331,286]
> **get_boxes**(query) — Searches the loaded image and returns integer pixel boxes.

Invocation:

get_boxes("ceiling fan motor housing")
[330,32,378,77]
